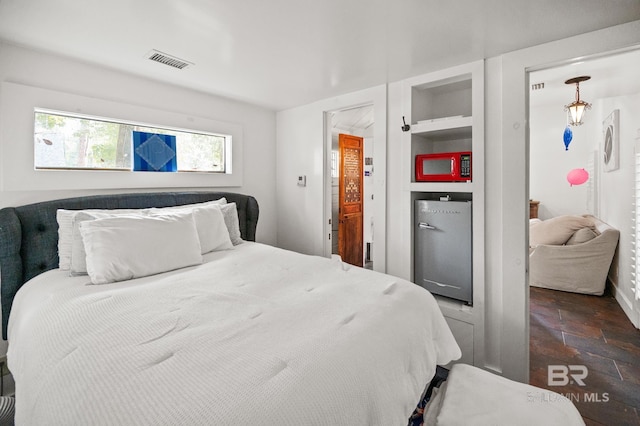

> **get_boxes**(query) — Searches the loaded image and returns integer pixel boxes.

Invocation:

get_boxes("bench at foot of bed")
[424,363,584,426]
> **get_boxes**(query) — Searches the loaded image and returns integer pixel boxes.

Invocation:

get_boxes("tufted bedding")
[8,242,461,425]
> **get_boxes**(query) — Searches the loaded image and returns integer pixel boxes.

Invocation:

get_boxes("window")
[331,150,339,178]
[34,109,229,173]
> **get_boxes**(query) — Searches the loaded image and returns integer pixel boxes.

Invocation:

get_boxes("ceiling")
[530,48,640,108]
[332,105,374,134]
[1,1,639,111]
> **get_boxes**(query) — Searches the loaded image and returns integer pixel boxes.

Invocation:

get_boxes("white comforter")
[8,243,460,425]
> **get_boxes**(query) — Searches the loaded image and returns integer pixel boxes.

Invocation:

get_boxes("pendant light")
[564,76,591,126]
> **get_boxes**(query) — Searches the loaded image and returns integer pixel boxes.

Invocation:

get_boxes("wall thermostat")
[297,175,307,187]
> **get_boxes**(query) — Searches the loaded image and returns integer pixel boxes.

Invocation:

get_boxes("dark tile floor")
[530,286,640,425]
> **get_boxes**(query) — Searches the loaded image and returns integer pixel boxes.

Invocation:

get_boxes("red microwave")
[415,151,471,182]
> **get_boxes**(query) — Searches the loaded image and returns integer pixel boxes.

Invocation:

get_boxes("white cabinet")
[401,60,485,366]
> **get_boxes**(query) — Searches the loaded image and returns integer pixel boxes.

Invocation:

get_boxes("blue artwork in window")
[133,131,177,172]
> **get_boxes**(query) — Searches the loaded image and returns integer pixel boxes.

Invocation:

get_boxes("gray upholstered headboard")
[0,191,259,339]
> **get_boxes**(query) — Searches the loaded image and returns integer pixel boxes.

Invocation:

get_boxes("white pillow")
[191,205,233,253]
[529,215,595,246]
[80,214,203,284]
[566,227,598,245]
[151,198,227,213]
[70,211,148,276]
[149,203,233,254]
[220,203,243,245]
[57,208,149,270]
[56,198,226,270]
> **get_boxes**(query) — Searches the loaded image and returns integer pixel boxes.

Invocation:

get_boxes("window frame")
[0,82,243,191]
[33,108,231,174]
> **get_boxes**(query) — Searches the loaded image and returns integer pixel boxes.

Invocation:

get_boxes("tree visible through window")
[34,110,228,172]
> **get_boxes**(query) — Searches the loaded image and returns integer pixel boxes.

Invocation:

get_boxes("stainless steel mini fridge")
[414,200,472,304]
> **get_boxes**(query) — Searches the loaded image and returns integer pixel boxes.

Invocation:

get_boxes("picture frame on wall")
[602,109,620,172]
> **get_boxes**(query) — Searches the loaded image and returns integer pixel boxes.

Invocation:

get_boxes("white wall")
[276,85,387,272]
[0,42,277,245]
[276,20,640,382]
[385,82,405,279]
[530,104,595,219]
[0,42,277,358]
[596,94,640,315]
[488,21,640,381]
[276,102,327,255]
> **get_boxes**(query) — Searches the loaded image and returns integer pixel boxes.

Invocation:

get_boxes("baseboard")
[609,280,640,329]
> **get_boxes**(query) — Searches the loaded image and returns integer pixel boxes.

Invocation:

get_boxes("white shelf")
[434,295,475,322]
[411,116,472,137]
[409,181,474,192]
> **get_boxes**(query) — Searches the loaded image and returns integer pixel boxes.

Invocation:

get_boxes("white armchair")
[529,215,619,295]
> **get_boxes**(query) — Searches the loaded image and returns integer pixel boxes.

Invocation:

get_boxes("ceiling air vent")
[146,50,193,70]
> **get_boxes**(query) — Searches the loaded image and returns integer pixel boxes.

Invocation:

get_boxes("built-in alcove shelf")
[402,59,485,367]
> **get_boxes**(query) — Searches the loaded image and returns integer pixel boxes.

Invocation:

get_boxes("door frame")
[495,24,640,381]
[527,46,640,323]
[322,85,387,272]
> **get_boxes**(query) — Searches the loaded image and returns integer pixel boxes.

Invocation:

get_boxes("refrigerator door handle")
[418,222,436,230]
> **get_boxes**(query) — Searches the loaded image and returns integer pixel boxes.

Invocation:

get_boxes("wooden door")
[338,134,364,267]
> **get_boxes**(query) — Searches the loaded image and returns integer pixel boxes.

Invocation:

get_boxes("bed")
[0,191,461,425]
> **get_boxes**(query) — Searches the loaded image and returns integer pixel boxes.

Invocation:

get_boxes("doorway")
[329,105,374,268]
[528,47,640,327]
[527,47,640,423]
[320,84,386,273]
